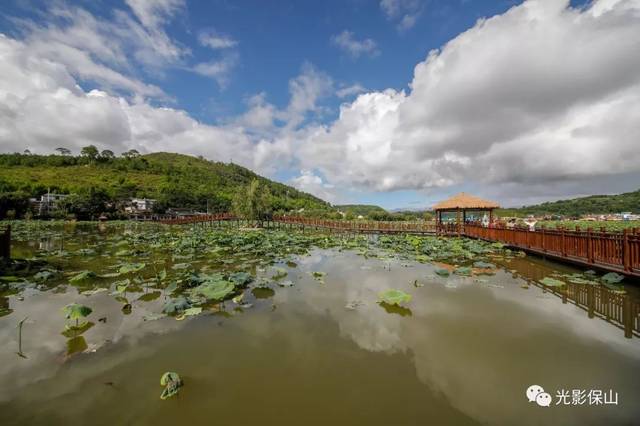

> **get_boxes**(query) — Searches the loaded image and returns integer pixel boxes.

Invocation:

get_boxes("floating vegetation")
[378,289,412,306]
[539,277,566,287]
[601,272,624,285]
[62,303,92,329]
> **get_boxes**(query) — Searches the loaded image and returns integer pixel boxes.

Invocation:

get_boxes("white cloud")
[290,170,341,204]
[331,31,380,58]
[198,30,238,49]
[298,0,640,200]
[336,83,367,98]
[2,0,640,207]
[192,53,239,88]
[380,0,422,30]
[125,0,184,31]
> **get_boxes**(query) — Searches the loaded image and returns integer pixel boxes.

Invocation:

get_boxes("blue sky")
[1,0,638,209]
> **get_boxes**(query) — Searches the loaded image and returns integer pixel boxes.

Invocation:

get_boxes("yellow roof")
[432,192,499,210]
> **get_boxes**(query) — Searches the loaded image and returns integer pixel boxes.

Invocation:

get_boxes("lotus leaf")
[435,268,450,277]
[229,272,253,287]
[601,272,624,285]
[119,263,146,274]
[69,271,96,283]
[539,277,565,287]
[378,289,412,306]
[162,297,191,314]
[190,279,235,301]
[454,267,472,276]
[473,261,495,269]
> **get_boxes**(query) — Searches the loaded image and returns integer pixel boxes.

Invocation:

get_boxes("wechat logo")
[526,385,552,407]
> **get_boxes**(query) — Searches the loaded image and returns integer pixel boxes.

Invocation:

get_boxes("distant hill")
[335,204,387,217]
[0,151,332,217]
[498,189,640,217]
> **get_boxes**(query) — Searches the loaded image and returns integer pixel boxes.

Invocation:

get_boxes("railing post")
[587,227,594,264]
[561,227,566,257]
[622,229,631,272]
[541,226,546,252]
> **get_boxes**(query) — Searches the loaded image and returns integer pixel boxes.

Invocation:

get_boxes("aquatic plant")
[62,303,92,328]
[160,372,183,400]
[378,289,412,306]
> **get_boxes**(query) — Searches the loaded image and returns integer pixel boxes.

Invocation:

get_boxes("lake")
[0,222,639,425]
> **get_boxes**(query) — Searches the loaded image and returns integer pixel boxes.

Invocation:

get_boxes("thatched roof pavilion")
[433,192,499,235]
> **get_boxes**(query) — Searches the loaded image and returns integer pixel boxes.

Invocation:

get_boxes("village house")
[29,192,69,216]
[124,198,156,214]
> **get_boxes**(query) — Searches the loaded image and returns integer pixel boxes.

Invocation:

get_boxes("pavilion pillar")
[462,209,466,235]
[489,209,493,227]
[456,209,462,236]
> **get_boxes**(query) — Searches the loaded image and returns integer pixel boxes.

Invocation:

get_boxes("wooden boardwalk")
[464,224,640,278]
[156,214,640,278]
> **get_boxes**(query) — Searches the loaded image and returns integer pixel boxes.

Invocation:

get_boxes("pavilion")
[432,192,500,235]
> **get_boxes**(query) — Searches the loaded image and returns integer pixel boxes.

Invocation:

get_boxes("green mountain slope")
[498,189,640,217]
[0,152,332,216]
[335,204,388,217]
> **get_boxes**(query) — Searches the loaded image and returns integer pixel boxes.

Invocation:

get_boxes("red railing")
[465,224,640,276]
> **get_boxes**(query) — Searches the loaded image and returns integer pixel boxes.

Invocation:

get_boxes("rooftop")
[432,192,500,210]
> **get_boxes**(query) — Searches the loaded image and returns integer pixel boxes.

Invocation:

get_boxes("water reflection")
[1,238,639,425]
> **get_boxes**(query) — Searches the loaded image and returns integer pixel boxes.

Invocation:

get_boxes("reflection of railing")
[528,279,639,338]
[465,224,640,277]
[0,225,10,259]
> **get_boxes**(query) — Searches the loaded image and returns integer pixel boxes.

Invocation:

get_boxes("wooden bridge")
[156,213,640,278]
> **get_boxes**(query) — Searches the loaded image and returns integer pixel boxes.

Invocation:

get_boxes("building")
[30,193,69,216]
[124,198,156,214]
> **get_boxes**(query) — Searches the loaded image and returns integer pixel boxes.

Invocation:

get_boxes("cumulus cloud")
[298,0,640,200]
[331,31,380,59]
[2,0,640,206]
[0,33,254,169]
[380,0,422,30]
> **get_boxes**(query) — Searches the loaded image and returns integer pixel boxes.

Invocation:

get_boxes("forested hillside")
[497,189,640,217]
[0,150,333,219]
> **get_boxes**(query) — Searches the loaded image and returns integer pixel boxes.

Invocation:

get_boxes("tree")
[80,145,99,162]
[0,191,30,219]
[55,147,71,156]
[232,179,272,221]
[122,149,140,159]
[100,150,115,160]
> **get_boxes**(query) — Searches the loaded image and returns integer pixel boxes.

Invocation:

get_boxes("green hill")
[0,151,332,218]
[335,204,387,217]
[498,189,640,217]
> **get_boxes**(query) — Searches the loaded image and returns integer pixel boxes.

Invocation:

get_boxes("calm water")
[1,224,639,425]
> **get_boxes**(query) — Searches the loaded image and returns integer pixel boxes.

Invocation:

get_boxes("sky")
[0,0,639,209]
